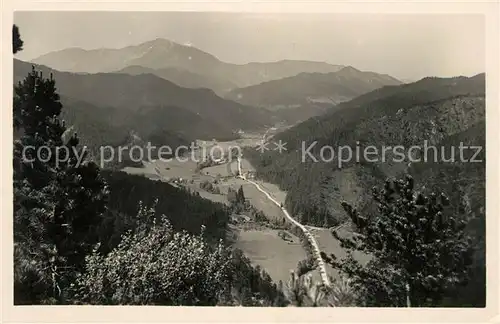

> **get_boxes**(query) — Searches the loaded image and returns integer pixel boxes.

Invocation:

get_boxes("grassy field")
[247,178,287,206]
[234,229,308,284]
[309,226,371,281]
[123,158,198,180]
[202,158,289,223]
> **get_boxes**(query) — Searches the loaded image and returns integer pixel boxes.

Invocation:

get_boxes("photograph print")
[12,11,486,308]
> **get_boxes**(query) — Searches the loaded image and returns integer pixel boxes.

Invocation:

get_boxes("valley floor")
[122,130,356,286]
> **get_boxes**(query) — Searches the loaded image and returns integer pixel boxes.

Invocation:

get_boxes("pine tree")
[227,187,238,205]
[286,270,325,306]
[237,185,245,204]
[275,280,289,306]
[13,24,23,54]
[13,61,108,304]
[323,175,474,306]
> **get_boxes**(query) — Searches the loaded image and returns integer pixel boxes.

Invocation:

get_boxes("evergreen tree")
[237,185,245,204]
[275,280,288,306]
[13,24,23,54]
[286,271,326,306]
[227,187,238,204]
[13,61,108,303]
[323,175,474,306]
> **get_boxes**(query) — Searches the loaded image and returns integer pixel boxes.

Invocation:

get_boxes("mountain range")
[31,38,345,93]
[14,58,274,162]
[14,59,270,130]
[17,38,406,160]
[114,65,238,96]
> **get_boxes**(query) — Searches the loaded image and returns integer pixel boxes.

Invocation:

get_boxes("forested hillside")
[14,59,270,169]
[243,74,486,306]
[245,74,485,227]
[57,96,242,169]
[408,123,486,306]
[115,65,238,96]
[14,59,274,132]
[99,170,230,247]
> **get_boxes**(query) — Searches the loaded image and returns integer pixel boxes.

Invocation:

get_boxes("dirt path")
[236,156,331,288]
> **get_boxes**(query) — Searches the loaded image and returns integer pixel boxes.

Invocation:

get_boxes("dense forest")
[99,170,230,248]
[245,75,485,227]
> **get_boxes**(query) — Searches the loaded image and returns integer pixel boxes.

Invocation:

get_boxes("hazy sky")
[14,12,485,80]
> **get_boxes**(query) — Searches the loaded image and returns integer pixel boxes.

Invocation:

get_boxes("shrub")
[73,204,232,305]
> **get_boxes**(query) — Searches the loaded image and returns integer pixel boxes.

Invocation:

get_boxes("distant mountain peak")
[337,65,361,74]
[144,37,174,47]
[31,38,348,89]
[136,38,177,53]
